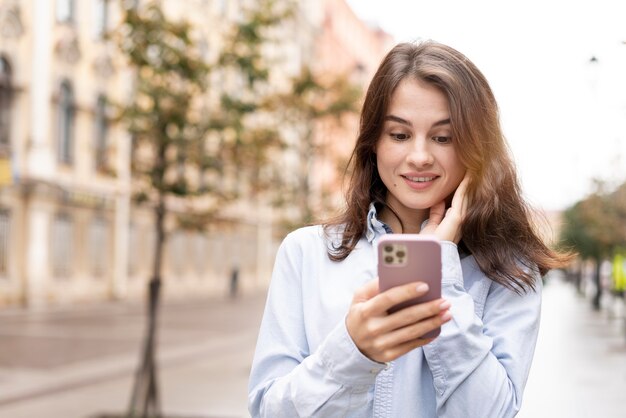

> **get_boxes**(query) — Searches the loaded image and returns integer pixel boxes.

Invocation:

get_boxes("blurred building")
[0,0,391,308]
[0,0,142,307]
[309,0,393,215]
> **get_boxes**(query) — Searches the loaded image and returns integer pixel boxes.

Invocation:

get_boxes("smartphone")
[377,234,442,338]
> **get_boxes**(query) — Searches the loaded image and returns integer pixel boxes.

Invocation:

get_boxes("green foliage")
[275,66,361,122]
[117,2,212,206]
[207,0,295,197]
[116,0,360,232]
[219,0,293,87]
[266,66,362,225]
[116,0,293,228]
[561,201,603,260]
[560,180,626,261]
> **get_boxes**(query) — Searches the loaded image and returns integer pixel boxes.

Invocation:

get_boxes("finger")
[426,200,446,228]
[377,308,452,349]
[371,310,451,362]
[365,281,430,316]
[352,279,380,304]
[450,174,471,216]
[381,298,450,333]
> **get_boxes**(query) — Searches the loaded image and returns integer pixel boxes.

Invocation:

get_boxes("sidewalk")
[0,292,267,418]
[0,274,624,418]
[518,272,626,418]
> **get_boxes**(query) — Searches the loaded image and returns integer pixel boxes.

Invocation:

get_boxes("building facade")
[0,0,391,308]
[307,0,394,216]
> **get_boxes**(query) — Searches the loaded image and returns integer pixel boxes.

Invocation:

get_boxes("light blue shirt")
[248,205,541,417]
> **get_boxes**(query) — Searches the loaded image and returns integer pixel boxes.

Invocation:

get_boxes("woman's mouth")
[403,175,436,182]
[401,175,438,190]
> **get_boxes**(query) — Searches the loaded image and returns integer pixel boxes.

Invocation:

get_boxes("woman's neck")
[378,205,428,234]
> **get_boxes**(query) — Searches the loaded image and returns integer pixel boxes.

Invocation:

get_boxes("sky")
[346,0,626,211]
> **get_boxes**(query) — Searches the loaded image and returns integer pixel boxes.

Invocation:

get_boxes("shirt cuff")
[317,317,387,387]
[441,241,463,286]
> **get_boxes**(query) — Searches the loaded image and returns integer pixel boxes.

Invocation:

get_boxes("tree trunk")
[574,261,583,296]
[592,258,602,311]
[128,199,165,418]
[299,128,313,224]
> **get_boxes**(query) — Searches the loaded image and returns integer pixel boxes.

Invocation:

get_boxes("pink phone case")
[377,234,442,338]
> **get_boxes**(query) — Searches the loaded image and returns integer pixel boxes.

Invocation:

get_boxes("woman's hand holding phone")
[346,279,451,363]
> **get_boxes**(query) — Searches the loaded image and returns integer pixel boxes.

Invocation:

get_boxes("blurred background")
[0,0,624,417]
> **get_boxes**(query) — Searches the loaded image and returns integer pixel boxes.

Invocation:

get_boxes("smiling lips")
[401,174,439,190]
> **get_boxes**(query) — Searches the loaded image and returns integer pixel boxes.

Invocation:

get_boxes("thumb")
[427,201,446,227]
[352,278,380,303]
[421,201,445,235]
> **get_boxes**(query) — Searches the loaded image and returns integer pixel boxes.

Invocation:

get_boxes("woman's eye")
[391,133,409,141]
[432,136,452,144]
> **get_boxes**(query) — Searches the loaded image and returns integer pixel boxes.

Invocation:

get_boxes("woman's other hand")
[421,173,471,243]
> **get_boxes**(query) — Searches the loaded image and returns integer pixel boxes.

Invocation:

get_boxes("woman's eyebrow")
[383,115,412,126]
[383,115,451,127]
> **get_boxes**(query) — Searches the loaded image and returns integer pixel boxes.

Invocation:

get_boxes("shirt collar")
[364,203,468,258]
[365,203,393,243]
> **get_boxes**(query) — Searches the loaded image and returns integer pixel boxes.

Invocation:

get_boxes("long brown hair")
[324,41,571,293]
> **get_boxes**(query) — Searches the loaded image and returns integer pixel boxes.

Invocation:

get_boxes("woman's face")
[375,77,465,225]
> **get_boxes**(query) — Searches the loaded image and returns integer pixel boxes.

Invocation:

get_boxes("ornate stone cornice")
[0,2,24,39]
[54,31,81,65]
[93,53,116,78]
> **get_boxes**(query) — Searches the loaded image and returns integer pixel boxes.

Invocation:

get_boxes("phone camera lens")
[384,255,394,263]
[384,245,393,253]
[396,250,405,258]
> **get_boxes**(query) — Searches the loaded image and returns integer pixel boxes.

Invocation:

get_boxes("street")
[0,272,625,418]
[518,272,626,418]
[0,293,266,418]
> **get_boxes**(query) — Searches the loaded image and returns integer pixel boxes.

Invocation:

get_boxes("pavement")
[0,272,625,418]
[0,292,267,418]
[518,273,626,418]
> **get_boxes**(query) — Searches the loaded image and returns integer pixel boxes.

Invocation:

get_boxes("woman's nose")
[407,139,434,167]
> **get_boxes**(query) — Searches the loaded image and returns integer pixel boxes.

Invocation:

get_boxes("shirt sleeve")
[247,231,386,418]
[422,242,542,418]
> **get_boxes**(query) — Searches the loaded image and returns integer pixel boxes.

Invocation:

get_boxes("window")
[131,224,157,277]
[128,222,139,277]
[140,226,156,277]
[0,210,9,277]
[89,217,109,278]
[217,0,228,15]
[57,81,75,164]
[169,231,186,277]
[94,0,109,38]
[193,233,208,276]
[0,57,12,147]
[94,95,108,171]
[208,234,226,277]
[52,214,74,278]
[56,0,75,23]
[122,0,139,10]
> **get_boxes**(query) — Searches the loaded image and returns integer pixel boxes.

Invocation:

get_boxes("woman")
[248,41,571,417]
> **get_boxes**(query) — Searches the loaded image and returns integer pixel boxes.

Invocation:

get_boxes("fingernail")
[439,300,451,310]
[416,283,429,293]
[440,311,452,321]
